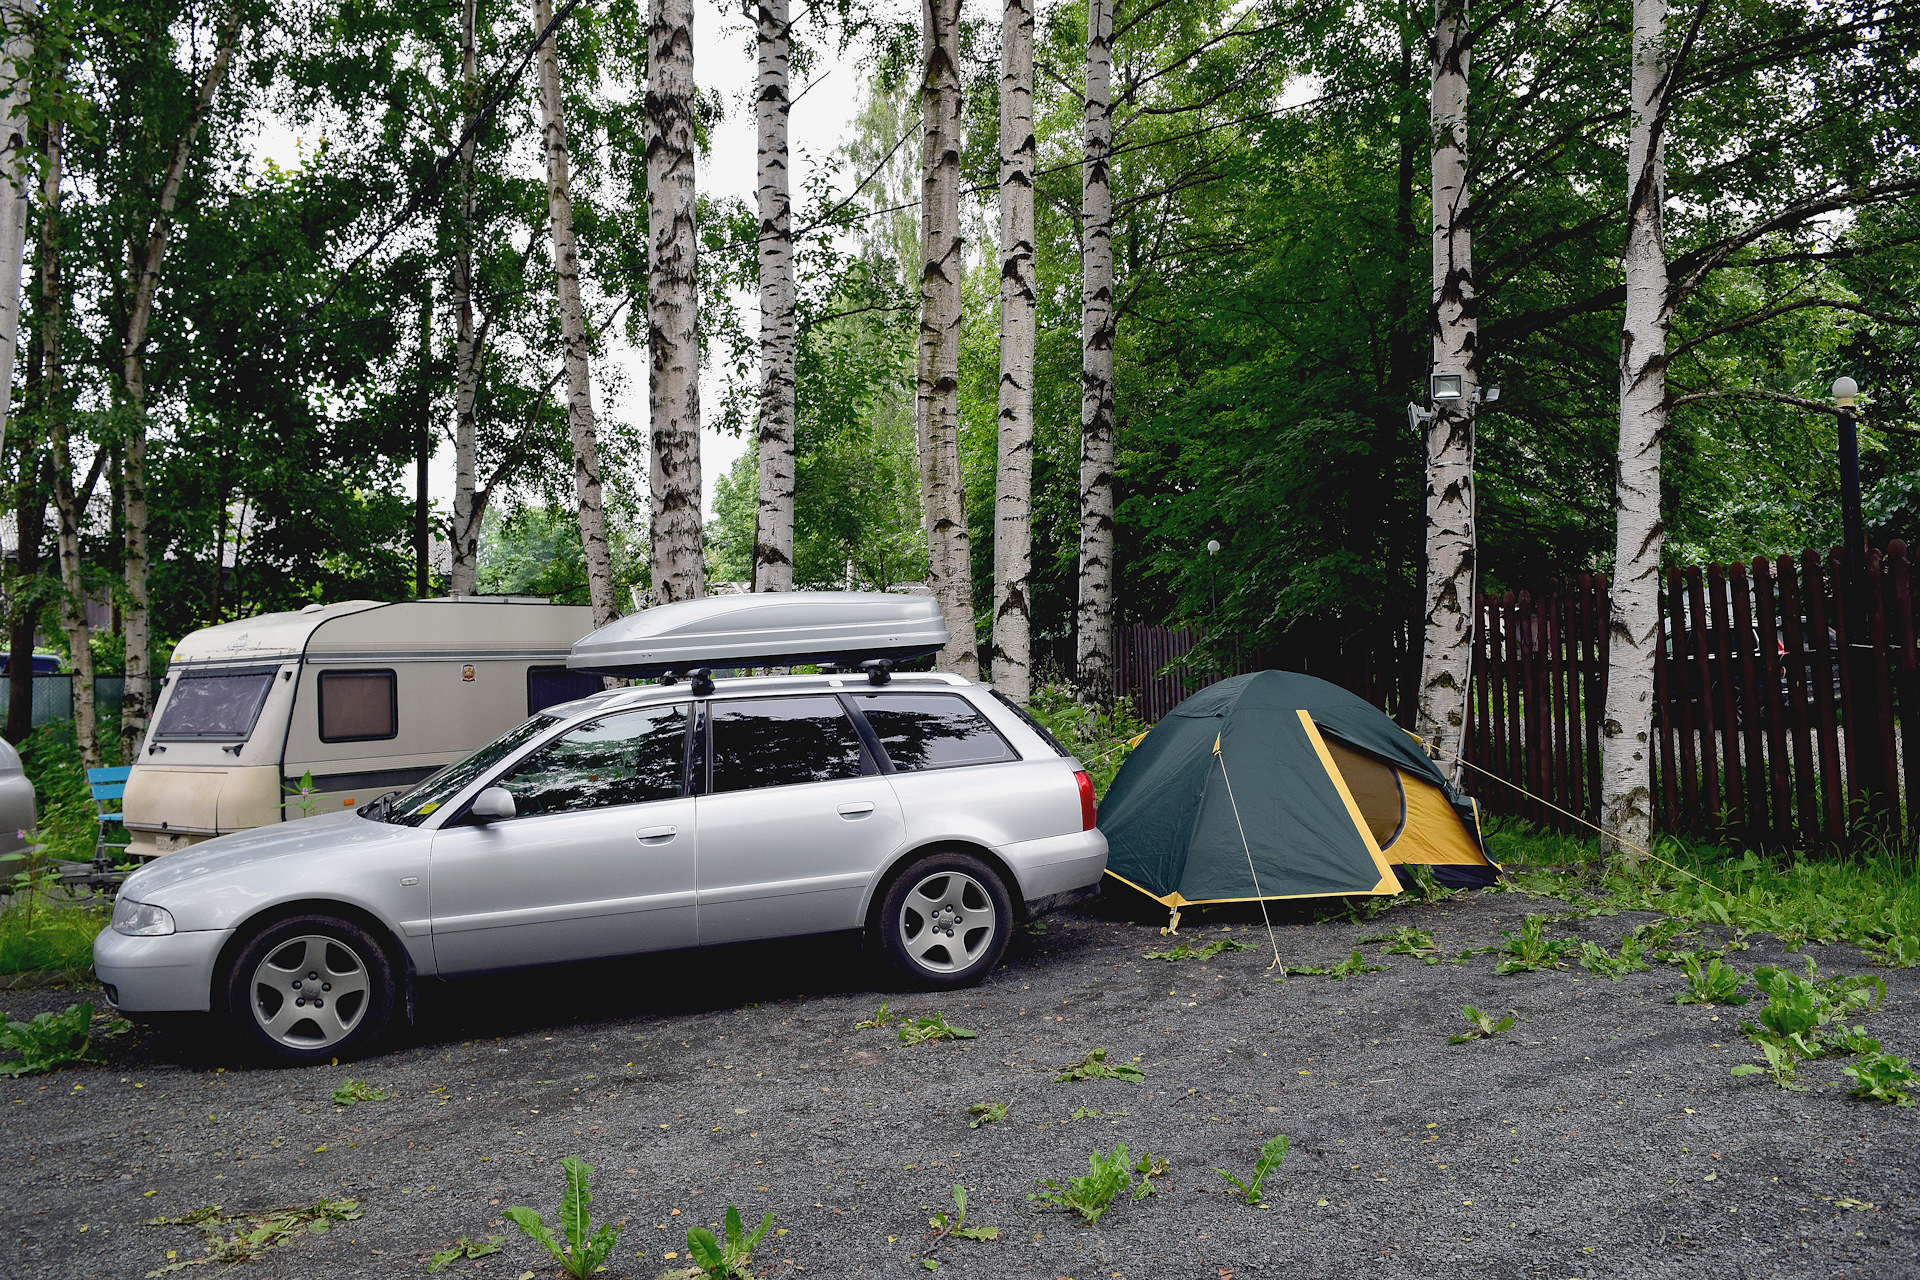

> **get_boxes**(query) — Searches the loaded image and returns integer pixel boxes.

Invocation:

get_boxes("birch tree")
[917,0,973,671]
[749,0,796,594]
[1075,0,1115,703]
[0,0,31,464]
[992,0,1035,699]
[1413,0,1477,778]
[449,0,483,595]
[118,8,242,759]
[533,0,615,626]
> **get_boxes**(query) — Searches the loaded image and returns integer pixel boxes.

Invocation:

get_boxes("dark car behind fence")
[1115,540,1920,851]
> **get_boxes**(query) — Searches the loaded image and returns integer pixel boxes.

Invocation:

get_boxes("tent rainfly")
[1098,671,1500,915]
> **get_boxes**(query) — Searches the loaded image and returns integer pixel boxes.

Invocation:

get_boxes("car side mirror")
[470,787,516,822]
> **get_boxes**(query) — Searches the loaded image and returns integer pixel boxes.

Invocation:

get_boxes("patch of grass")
[1447,1004,1516,1044]
[17,720,125,866]
[896,1013,976,1046]
[1494,914,1576,974]
[1737,957,1883,1063]
[1215,1134,1288,1205]
[502,1156,621,1280]
[1142,934,1253,962]
[1369,926,1442,959]
[329,1079,387,1106]
[1053,1047,1144,1082]
[144,1199,362,1275]
[1578,933,1650,980]
[1029,1143,1164,1225]
[1672,953,1748,1006]
[0,900,108,974]
[1278,950,1391,980]
[1731,1039,1806,1091]
[0,1001,129,1076]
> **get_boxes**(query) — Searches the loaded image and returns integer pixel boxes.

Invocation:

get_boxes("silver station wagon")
[94,594,1107,1064]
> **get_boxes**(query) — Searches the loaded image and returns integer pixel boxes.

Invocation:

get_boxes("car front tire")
[222,913,398,1064]
[875,850,1013,989]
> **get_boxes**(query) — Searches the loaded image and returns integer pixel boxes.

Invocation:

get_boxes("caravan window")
[318,670,397,743]
[155,667,278,740]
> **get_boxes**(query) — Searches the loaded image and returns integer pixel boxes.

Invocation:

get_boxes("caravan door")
[428,703,696,974]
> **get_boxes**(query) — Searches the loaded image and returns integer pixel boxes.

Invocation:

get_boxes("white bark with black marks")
[647,0,705,604]
[449,0,483,595]
[917,0,974,672]
[993,0,1035,700]
[0,0,33,464]
[1415,0,1478,779]
[1601,0,1677,854]
[42,118,94,766]
[750,0,796,594]
[534,0,615,627]
[1075,0,1115,704]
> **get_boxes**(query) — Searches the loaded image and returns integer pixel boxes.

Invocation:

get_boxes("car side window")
[852,693,1018,771]
[708,696,869,794]
[497,703,689,819]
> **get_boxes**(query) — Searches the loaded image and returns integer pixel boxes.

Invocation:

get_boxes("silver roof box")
[567,591,949,677]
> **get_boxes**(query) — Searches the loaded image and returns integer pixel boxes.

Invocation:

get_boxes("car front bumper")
[93,926,234,1014]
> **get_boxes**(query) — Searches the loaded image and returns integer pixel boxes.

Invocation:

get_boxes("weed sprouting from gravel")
[927,1184,999,1241]
[1732,1039,1807,1091]
[671,1205,774,1280]
[1672,954,1749,1005]
[855,1002,899,1030]
[1448,1004,1516,1044]
[896,1013,976,1045]
[502,1156,621,1279]
[1742,958,1883,1055]
[1279,950,1391,980]
[1369,927,1442,960]
[1215,1133,1288,1205]
[1578,934,1650,980]
[427,1235,502,1272]
[966,1100,1007,1128]
[1054,1047,1143,1082]
[143,1199,363,1275]
[1030,1144,1166,1224]
[1494,915,1575,974]
[0,1001,128,1076]
[1842,1052,1918,1106]
[1143,935,1253,962]
[329,1079,387,1107]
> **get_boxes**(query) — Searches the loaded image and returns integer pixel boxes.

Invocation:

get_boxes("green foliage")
[477,505,643,606]
[854,1001,898,1030]
[1673,954,1749,1006]
[1143,934,1253,962]
[1023,686,1149,799]
[1214,1134,1289,1205]
[143,1199,363,1274]
[329,1079,387,1107]
[0,1001,128,1076]
[1731,1039,1808,1092]
[0,901,109,975]
[1448,1004,1517,1044]
[282,771,323,820]
[896,1013,976,1046]
[966,1101,1006,1129]
[15,721,116,866]
[502,1156,621,1280]
[1029,1144,1166,1225]
[1494,915,1576,974]
[1280,950,1391,979]
[1578,933,1650,980]
[1740,957,1884,1057]
[678,1205,773,1280]
[1841,1053,1918,1107]
[426,1235,502,1272]
[927,1185,999,1241]
[1371,926,1441,958]
[1053,1047,1144,1083]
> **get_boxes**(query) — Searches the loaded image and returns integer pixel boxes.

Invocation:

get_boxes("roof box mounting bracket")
[861,659,893,687]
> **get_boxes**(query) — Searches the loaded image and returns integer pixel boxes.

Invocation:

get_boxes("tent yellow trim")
[1297,711,1401,896]
[1102,867,1401,908]
[1389,773,1496,865]
[1126,729,1150,749]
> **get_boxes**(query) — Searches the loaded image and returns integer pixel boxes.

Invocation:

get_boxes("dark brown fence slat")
[1891,543,1920,846]
[1653,572,1679,831]
[1831,547,1864,820]
[1670,570,1701,831]
[1685,567,1721,827]
[1868,548,1899,830]
[1750,556,1794,841]
[1778,555,1821,845]
[1804,549,1846,844]
[1707,563,1745,829]
[1730,565,1767,840]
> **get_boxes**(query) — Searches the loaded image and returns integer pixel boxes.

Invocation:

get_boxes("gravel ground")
[3,889,1917,1280]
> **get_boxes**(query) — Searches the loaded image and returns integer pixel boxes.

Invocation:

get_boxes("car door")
[694,694,906,945]
[428,702,696,975]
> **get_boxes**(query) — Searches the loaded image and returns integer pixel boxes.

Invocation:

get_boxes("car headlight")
[111,898,176,937]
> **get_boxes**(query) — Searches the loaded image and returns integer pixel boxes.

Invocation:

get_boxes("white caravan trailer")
[122,598,595,858]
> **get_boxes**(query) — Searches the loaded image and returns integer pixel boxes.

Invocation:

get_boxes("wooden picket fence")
[1116,540,1920,850]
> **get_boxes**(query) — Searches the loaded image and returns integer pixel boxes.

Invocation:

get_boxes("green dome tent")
[1098,671,1499,916]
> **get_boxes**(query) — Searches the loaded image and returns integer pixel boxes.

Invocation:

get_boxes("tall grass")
[3,722,115,975]
[0,902,107,974]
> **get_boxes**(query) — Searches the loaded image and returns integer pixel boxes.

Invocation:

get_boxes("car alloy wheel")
[249,934,372,1051]
[876,850,1012,988]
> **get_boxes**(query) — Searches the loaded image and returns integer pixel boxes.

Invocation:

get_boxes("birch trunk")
[1075,0,1115,704]
[534,0,616,627]
[1600,0,1673,855]
[1414,0,1478,780]
[749,0,796,594]
[917,0,974,672]
[42,120,94,766]
[0,0,32,464]
[119,13,240,761]
[647,0,705,604]
[449,0,483,596]
[992,0,1035,700]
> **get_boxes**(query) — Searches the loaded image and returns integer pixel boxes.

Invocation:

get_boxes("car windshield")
[382,716,558,826]
[155,668,278,740]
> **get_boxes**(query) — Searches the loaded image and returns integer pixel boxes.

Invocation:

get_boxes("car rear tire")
[222,914,397,1064]
[874,851,1012,989]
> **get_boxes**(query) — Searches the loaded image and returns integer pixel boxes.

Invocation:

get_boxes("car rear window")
[989,689,1070,757]
[852,693,1018,771]
[155,667,278,740]
[708,696,868,793]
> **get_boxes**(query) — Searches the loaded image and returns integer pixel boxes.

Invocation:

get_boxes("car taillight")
[1075,770,1097,830]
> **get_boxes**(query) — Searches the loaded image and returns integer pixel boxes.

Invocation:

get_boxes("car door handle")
[637,825,678,844]
[837,802,876,818]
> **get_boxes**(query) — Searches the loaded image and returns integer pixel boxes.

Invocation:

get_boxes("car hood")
[122,811,421,902]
